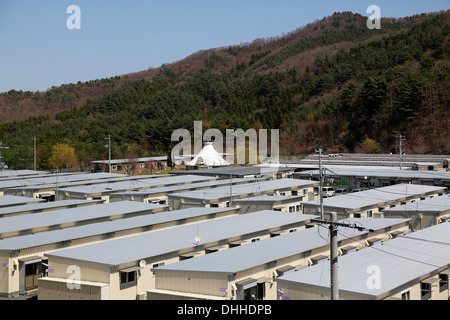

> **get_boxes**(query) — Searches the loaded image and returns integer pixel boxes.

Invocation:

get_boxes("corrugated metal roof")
[0,207,238,251]
[296,167,450,181]
[91,157,167,164]
[302,184,446,210]
[173,166,292,177]
[59,175,216,195]
[6,174,169,191]
[108,178,267,197]
[45,211,318,266]
[168,179,318,201]
[0,172,126,189]
[0,201,167,235]
[232,195,305,203]
[382,194,450,213]
[154,218,410,274]
[0,195,45,207]
[0,199,103,217]
[277,221,450,298]
[0,170,48,178]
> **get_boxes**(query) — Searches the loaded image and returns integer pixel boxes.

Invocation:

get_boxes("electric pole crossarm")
[311,219,375,232]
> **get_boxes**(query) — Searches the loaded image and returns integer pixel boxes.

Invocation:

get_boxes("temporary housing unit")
[381,194,450,231]
[293,167,450,190]
[173,165,293,179]
[0,207,238,298]
[168,178,319,210]
[38,210,318,300]
[232,195,307,214]
[3,174,169,200]
[107,177,269,204]
[277,221,450,300]
[0,199,104,218]
[302,184,446,220]
[0,201,169,239]
[0,169,48,179]
[148,218,410,300]
[284,153,450,170]
[0,195,45,208]
[91,157,168,174]
[54,175,218,202]
[0,172,127,196]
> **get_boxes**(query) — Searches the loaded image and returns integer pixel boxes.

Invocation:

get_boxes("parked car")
[333,188,348,195]
[322,187,335,198]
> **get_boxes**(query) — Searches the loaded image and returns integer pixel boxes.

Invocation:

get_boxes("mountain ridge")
[1,11,442,123]
[0,10,449,170]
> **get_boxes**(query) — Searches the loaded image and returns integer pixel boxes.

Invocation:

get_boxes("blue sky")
[0,0,448,93]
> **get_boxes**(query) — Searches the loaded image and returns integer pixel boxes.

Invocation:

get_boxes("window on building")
[139,163,145,168]
[251,238,260,242]
[120,271,136,284]
[401,291,410,300]
[243,283,265,300]
[292,191,298,196]
[354,213,361,218]
[112,165,118,171]
[151,262,165,277]
[421,282,431,300]
[210,203,219,208]
[296,205,301,212]
[439,273,449,292]
[117,165,122,171]
[367,210,373,218]
[289,206,295,213]
[279,192,286,196]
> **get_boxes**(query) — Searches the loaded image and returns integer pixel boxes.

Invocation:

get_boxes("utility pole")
[105,135,111,173]
[311,216,374,300]
[329,212,339,300]
[229,172,233,207]
[315,148,324,220]
[33,136,36,171]
[55,166,59,201]
[397,135,405,170]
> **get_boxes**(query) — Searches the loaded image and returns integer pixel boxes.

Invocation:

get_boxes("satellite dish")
[139,260,146,268]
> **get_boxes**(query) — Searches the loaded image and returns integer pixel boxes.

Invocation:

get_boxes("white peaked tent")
[187,142,230,167]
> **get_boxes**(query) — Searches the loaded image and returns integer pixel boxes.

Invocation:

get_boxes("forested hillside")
[0,11,449,170]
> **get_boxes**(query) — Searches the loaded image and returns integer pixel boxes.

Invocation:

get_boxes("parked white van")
[322,187,335,198]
